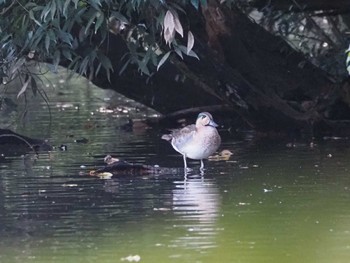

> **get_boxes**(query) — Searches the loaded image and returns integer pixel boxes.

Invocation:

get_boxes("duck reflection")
[171,175,221,250]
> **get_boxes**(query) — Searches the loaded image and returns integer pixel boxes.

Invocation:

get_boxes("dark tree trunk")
[249,0,350,13]
[89,1,348,137]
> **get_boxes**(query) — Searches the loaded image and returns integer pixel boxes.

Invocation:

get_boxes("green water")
[0,70,350,263]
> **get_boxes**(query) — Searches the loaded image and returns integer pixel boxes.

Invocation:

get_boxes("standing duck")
[161,112,221,171]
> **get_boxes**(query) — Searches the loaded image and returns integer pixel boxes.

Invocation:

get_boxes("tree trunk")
[90,2,347,137]
[249,0,350,13]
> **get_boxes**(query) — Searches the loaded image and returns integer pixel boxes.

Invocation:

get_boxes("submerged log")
[0,129,52,154]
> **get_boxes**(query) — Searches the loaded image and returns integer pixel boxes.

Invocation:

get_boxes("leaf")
[187,49,200,60]
[119,58,131,76]
[53,50,60,72]
[163,11,175,45]
[190,0,199,9]
[41,4,51,21]
[200,0,208,8]
[172,12,183,37]
[94,12,104,34]
[31,77,37,96]
[164,10,175,32]
[63,0,71,18]
[62,49,73,61]
[163,28,173,46]
[45,34,50,52]
[11,57,26,74]
[17,76,31,99]
[85,11,97,34]
[59,31,73,46]
[187,31,194,55]
[173,46,183,59]
[29,10,42,27]
[157,51,171,71]
[50,0,57,20]
[98,52,113,72]
[110,11,129,24]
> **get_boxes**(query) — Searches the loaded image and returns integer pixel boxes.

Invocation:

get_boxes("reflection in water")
[2,70,350,262]
[171,175,221,251]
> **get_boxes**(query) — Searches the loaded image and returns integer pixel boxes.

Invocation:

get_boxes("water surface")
[1,72,350,263]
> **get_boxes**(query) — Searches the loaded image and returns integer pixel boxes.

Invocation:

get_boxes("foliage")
[241,4,350,79]
[346,45,350,76]
[0,0,207,98]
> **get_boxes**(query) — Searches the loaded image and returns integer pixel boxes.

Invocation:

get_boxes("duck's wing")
[170,124,196,148]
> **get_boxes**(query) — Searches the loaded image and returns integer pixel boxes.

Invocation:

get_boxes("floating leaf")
[157,51,171,71]
[187,31,194,55]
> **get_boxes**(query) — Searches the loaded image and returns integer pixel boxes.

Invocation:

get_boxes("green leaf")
[110,11,129,24]
[29,10,42,27]
[187,49,199,60]
[72,0,79,8]
[173,46,183,59]
[59,31,73,46]
[62,49,73,61]
[11,57,26,74]
[63,0,71,18]
[190,0,199,9]
[94,12,104,34]
[98,51,113,72]
[119,58,131,76]
[41,4,51,21]
[17,76,31,99]
[45,34,50,52]
[50,0,57,20]
[53,50,60,72]
[157,51,171,71]
[200,0,208,8]
[31,77,37,96]
[85,11,97,34]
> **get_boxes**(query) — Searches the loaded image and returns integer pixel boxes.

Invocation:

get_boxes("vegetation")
[1,0,350,135]
[0,0,208,92]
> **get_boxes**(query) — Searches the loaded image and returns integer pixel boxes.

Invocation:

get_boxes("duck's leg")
[183,154,188,170]
[183,155,193,173]
[200,159,205,171]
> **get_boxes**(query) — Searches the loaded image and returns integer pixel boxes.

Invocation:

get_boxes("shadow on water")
[2,69,350,262]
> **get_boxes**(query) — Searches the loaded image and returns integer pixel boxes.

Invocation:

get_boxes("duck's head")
[196,112,218,128]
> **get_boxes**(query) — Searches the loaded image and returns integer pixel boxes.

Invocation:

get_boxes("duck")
[89,155,158,177]
[208,149,233,161]
[161,112,221,171]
